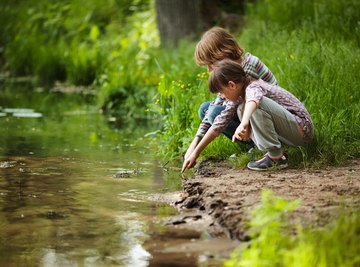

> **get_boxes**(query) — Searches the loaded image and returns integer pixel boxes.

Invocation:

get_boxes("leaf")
[90,25,100,41]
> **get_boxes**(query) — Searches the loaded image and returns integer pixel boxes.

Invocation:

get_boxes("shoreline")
[163,158,360,240]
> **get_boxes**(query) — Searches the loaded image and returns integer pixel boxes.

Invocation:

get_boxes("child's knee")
[198,101,210,119]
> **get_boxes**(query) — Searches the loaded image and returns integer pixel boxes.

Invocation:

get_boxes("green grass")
[224,191,360,267]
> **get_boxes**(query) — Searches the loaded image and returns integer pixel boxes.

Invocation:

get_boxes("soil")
[162,158,360,241]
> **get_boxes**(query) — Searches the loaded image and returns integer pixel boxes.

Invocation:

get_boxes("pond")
[0,83,184,266]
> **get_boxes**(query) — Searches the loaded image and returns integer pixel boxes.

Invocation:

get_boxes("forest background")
[1,0,359,168]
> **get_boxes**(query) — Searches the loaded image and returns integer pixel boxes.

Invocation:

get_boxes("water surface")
[0,84,179,266]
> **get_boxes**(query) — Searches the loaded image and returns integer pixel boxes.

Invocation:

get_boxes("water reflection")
[0,154,171,266]
[0,84,178,266]
[39,213,151,267]
[0,84,234,267]
[115,213,151,267]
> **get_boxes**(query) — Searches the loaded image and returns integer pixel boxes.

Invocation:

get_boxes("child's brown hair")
[195,27,244,66]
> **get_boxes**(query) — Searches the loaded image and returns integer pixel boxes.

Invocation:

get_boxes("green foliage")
[224,191,360,267]
[156,72,206,158]
[95,7,161,117]
[0,0,161,117]
[153,52,229,159]
[65,40,100,86]
[248,0,360,45]
[247,191,301,235]
[0,0,151,79]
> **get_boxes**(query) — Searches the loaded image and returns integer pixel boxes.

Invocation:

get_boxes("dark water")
[0,84,186,266]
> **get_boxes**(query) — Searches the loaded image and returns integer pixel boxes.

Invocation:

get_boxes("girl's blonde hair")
[195,26,244,66]
[208,59,249,100]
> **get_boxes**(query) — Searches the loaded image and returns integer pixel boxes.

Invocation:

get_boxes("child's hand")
[232,122,250,142]
[181,154,197,173]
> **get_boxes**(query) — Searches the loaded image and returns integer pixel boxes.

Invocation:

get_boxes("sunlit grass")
[224,191,360,267]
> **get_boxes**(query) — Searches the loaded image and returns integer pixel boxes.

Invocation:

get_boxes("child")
[184,26,277,161]
[182,59,314,171]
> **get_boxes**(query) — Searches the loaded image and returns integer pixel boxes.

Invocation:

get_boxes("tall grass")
[238,24,360,165]
[247,0,360,45]
[238,0,360,165]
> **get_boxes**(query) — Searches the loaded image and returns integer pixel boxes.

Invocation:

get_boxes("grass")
[238,23,360,166]
[224,191,360,267]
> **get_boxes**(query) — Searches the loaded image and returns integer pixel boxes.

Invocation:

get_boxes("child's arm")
[182,127,219,172]
[232,100,257,142]
[184,136,201,160]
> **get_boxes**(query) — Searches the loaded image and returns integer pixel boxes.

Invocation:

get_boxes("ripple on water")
[13,112,42,118]
[2,108,42,118]
[0,161,17,168]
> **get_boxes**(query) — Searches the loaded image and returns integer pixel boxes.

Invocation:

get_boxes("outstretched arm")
[182,127,219,172]
[184,136,201,160]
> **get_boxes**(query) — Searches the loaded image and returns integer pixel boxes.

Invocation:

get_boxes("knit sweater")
[196,52,277,138]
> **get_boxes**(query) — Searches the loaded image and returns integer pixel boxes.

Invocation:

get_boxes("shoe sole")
[247,163,288,171]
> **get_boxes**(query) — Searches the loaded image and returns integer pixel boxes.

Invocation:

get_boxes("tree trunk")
[155,0,201,47]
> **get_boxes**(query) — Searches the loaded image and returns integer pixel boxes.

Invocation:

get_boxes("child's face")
[220,81,242,102]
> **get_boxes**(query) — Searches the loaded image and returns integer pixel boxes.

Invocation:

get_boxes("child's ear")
[228,81,236,90]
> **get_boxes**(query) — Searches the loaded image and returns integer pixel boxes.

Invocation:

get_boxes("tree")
[155,0,202,46]
[155,0,247,47]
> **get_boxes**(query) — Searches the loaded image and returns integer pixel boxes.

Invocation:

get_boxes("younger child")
[182,59,314,171]
[185,26,277,160]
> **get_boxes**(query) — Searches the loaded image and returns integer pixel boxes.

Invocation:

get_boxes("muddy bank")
[164,159,360,241]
